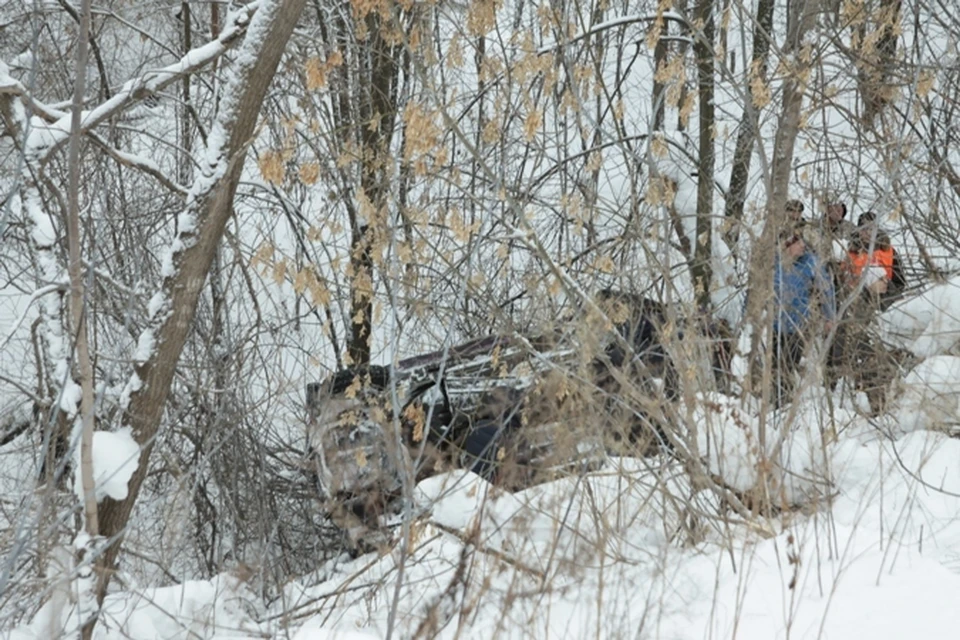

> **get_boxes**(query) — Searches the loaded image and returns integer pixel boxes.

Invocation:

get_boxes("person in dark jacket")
[772,231,837,405]
[827,211,907,414]
[843,211,906,308]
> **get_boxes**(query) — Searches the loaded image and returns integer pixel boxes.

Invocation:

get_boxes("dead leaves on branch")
[258,149,287,185]
[304,51,343,91]
[654,54,688,112]
[402,102,445,175]
[749,59,772,109]
[467,0,501,37]
[251,242,333,305]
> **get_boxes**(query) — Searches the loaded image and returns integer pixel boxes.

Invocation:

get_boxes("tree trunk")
[65,4,101,636]
[722,0,775,247]
[348,11,401,367]
[744,0,820,371]
[651,12,669,132]
[743,0,821,512]
[93,0,305,605]
[675,0,691,133]
[764,0,819,225]
[860,0,902,124]
[693,0,715,311]
[66,0,98,542]
[180,1,194,185]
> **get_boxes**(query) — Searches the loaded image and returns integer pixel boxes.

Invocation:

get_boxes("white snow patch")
[25,198,57,248]
[159,246,177,278]
[881,277,960,357]
[176,211,196,234]
[73,428,140,502]
[59,381,82,416]
[147,292,167,320]
[894,355,960,433]
[414,470,494,531]
[119,371,143,410]
[134,329,156,364]
[692,391,861,503]
[14,574,259,640]
[290,628,382,640]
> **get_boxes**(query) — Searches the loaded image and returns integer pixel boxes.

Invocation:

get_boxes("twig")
[430,521,547,580]
[0,283,63,352]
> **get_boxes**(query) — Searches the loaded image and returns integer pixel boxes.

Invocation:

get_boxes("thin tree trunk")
[348,11,400,367]
[745,0,820,367]
[693,0,715,311]
[66,0,98,540]
[861,0,902,124]
[652,26,668,132]
[93,0,305,607]
[180,1,193,186]
[743,0,821,512]
[765,1,819,224]
[722,0,775,247]
[67,2,100,637]
[675,0,691,133]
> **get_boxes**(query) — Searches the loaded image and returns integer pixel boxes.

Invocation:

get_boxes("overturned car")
[303,292,730,548]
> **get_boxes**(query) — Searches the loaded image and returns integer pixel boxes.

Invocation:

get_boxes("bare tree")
[742,0,822,510]
[692,0,715,310]
[722,0,775,246]
[92,0,306,608]
[853,0,903,124]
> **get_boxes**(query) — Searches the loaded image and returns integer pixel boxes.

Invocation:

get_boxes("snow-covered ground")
[9,272,960,639]
[7,404,960,639]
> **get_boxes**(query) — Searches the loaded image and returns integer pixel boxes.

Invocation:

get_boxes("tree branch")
[92,0,306,604]
[20,1,263,163]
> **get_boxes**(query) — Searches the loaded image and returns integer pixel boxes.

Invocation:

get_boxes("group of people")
[769,198,906,409]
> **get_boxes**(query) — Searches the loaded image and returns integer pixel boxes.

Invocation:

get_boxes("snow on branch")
[537,12,689,55]
[0,283,63,352]
[118,0,300,411]
[1,80,190,194]
[88,136,189,196]
[72,428,140,502]
[21,0,262,162]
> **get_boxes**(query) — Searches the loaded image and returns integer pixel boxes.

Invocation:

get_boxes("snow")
[10,574,260,640]
[118,372,143,410]
[26,205,55,249]
[16,1,262,164]
[9,260,960,635]
[0,60,14,90]
[0,283,60,352]
[176,210,197,235]
[72,428,140,503]
[133,328,156,365]
[291,628,381,640]
[58,382,82,416]
[159,240,181,278]
[270,422,960,640]
[881,277,960,358]
[147,292,166,320]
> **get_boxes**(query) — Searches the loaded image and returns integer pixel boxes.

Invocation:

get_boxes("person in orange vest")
[829,211,907,414]
[842,212,905,306]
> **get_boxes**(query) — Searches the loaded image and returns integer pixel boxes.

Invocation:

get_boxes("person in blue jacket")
[772,230,836,405]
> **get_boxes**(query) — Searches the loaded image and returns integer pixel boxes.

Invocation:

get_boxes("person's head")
[826,202,847,225]
[785,199,805,221]
[858,211,878,244]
